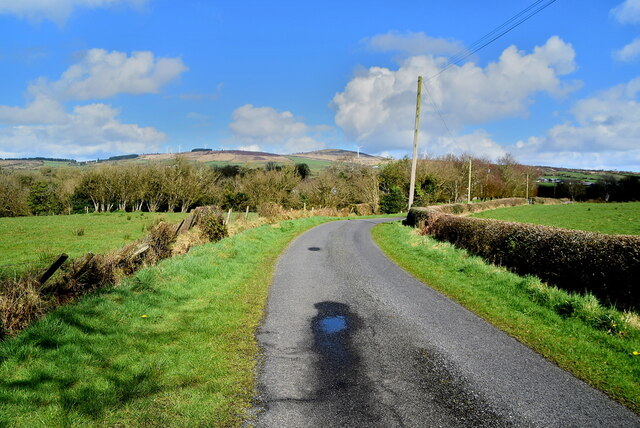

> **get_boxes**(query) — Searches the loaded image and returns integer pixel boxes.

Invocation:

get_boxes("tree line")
[0,154,579,218]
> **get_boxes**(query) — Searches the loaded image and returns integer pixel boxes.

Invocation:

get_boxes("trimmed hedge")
[406,201,640,309]
[405,197,560,229]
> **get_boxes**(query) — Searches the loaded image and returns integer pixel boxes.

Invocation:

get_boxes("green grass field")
[372,221,640,413]
[471,202,640,235]
[0,212,189,270]
[286,156,334,173]
[540,171,629,182]
[0,216,337,426]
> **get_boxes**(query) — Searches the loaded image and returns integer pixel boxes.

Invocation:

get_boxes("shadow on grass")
[0,283,180,425]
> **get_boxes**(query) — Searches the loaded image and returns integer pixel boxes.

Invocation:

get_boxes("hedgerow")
[406,200,640,309]
[405,197,559,229]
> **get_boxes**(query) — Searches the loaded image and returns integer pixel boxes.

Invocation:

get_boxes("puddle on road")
[319,315,347,334]
[311,302,359,368]
[310,302,378,421]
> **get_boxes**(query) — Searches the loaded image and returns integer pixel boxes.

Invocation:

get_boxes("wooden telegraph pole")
[408,76,423,209]
[467,158,472,204]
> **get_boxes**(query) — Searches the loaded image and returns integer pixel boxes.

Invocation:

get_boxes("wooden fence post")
[71,252,95,279]
[225,208,232,225]
[39,254,69,285]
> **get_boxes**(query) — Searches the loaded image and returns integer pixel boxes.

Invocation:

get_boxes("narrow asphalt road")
[255,218,639,427]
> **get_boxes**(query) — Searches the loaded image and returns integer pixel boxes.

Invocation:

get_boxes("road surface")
[255,218,639,427]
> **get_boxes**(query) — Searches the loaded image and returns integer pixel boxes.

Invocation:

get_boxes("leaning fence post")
[225,208,232,225]
[71,253,94,279]
[39,254,69,285]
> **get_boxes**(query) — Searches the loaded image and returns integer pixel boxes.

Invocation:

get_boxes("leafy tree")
[0,170,30,217]
[380,186,406,213]
[28,181,63,215]
[295,163,311,179]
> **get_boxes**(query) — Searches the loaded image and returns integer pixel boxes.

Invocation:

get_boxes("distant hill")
[0,148,387,171]
[290,149,385,165]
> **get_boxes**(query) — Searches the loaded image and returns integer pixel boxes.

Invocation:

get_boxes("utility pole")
[526,173,530,201]
[408,76,423,209]
[467,158,472,204]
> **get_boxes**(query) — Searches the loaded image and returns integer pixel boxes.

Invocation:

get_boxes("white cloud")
[40,49,187,100]
[611,0,640,24]
[236,144,262,152]
[229,104,331,153]
[0,102,165,158]
[0,48,178,158]
[511,77,640,170]
[332,36,578,158]
[614,37,640,62]
[0,93,66,124]
[435,130,507,159]
[364,31,465,56]
[0,0,148,25]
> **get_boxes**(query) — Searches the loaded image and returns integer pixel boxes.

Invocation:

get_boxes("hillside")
[0,148,388,171]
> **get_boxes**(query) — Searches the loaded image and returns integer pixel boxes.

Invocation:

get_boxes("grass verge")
[0,216,337,427]
[372,221,640,413]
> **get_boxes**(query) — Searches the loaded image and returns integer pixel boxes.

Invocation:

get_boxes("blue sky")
[1,0,639,171]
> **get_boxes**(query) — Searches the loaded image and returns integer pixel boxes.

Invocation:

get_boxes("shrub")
[257,202,285,220]
[198,209,228,242]
[353,203,374,216]
[145,222,177,260]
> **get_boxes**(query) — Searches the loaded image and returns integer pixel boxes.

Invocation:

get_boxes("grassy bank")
[372,221,640,413]
[0,212,189,268]
[470,202,640,235]
[0,216,336,427]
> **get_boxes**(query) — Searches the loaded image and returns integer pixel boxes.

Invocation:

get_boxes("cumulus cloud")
[236,144,262,152]
[364,31,465,56]
[613,37,640,62]
[611,0,640,24]
[0,93,66,124]
[0,48,178,158]
[0,102,165,158]
[38,49,187,100]
[229,104,331,153]
[511,77,640,170]
[435,130,507,159]
[332,36,578,158]
[0,0,148,25]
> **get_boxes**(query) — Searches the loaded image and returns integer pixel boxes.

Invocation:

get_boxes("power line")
[419,0,560,141]
[422,81,453,139]
[444,0,548,67]
[426,0,559,82]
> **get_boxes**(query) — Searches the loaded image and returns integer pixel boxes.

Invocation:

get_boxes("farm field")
[470,202,640,235]
[0,212,189,269]
[286,156,334,173]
